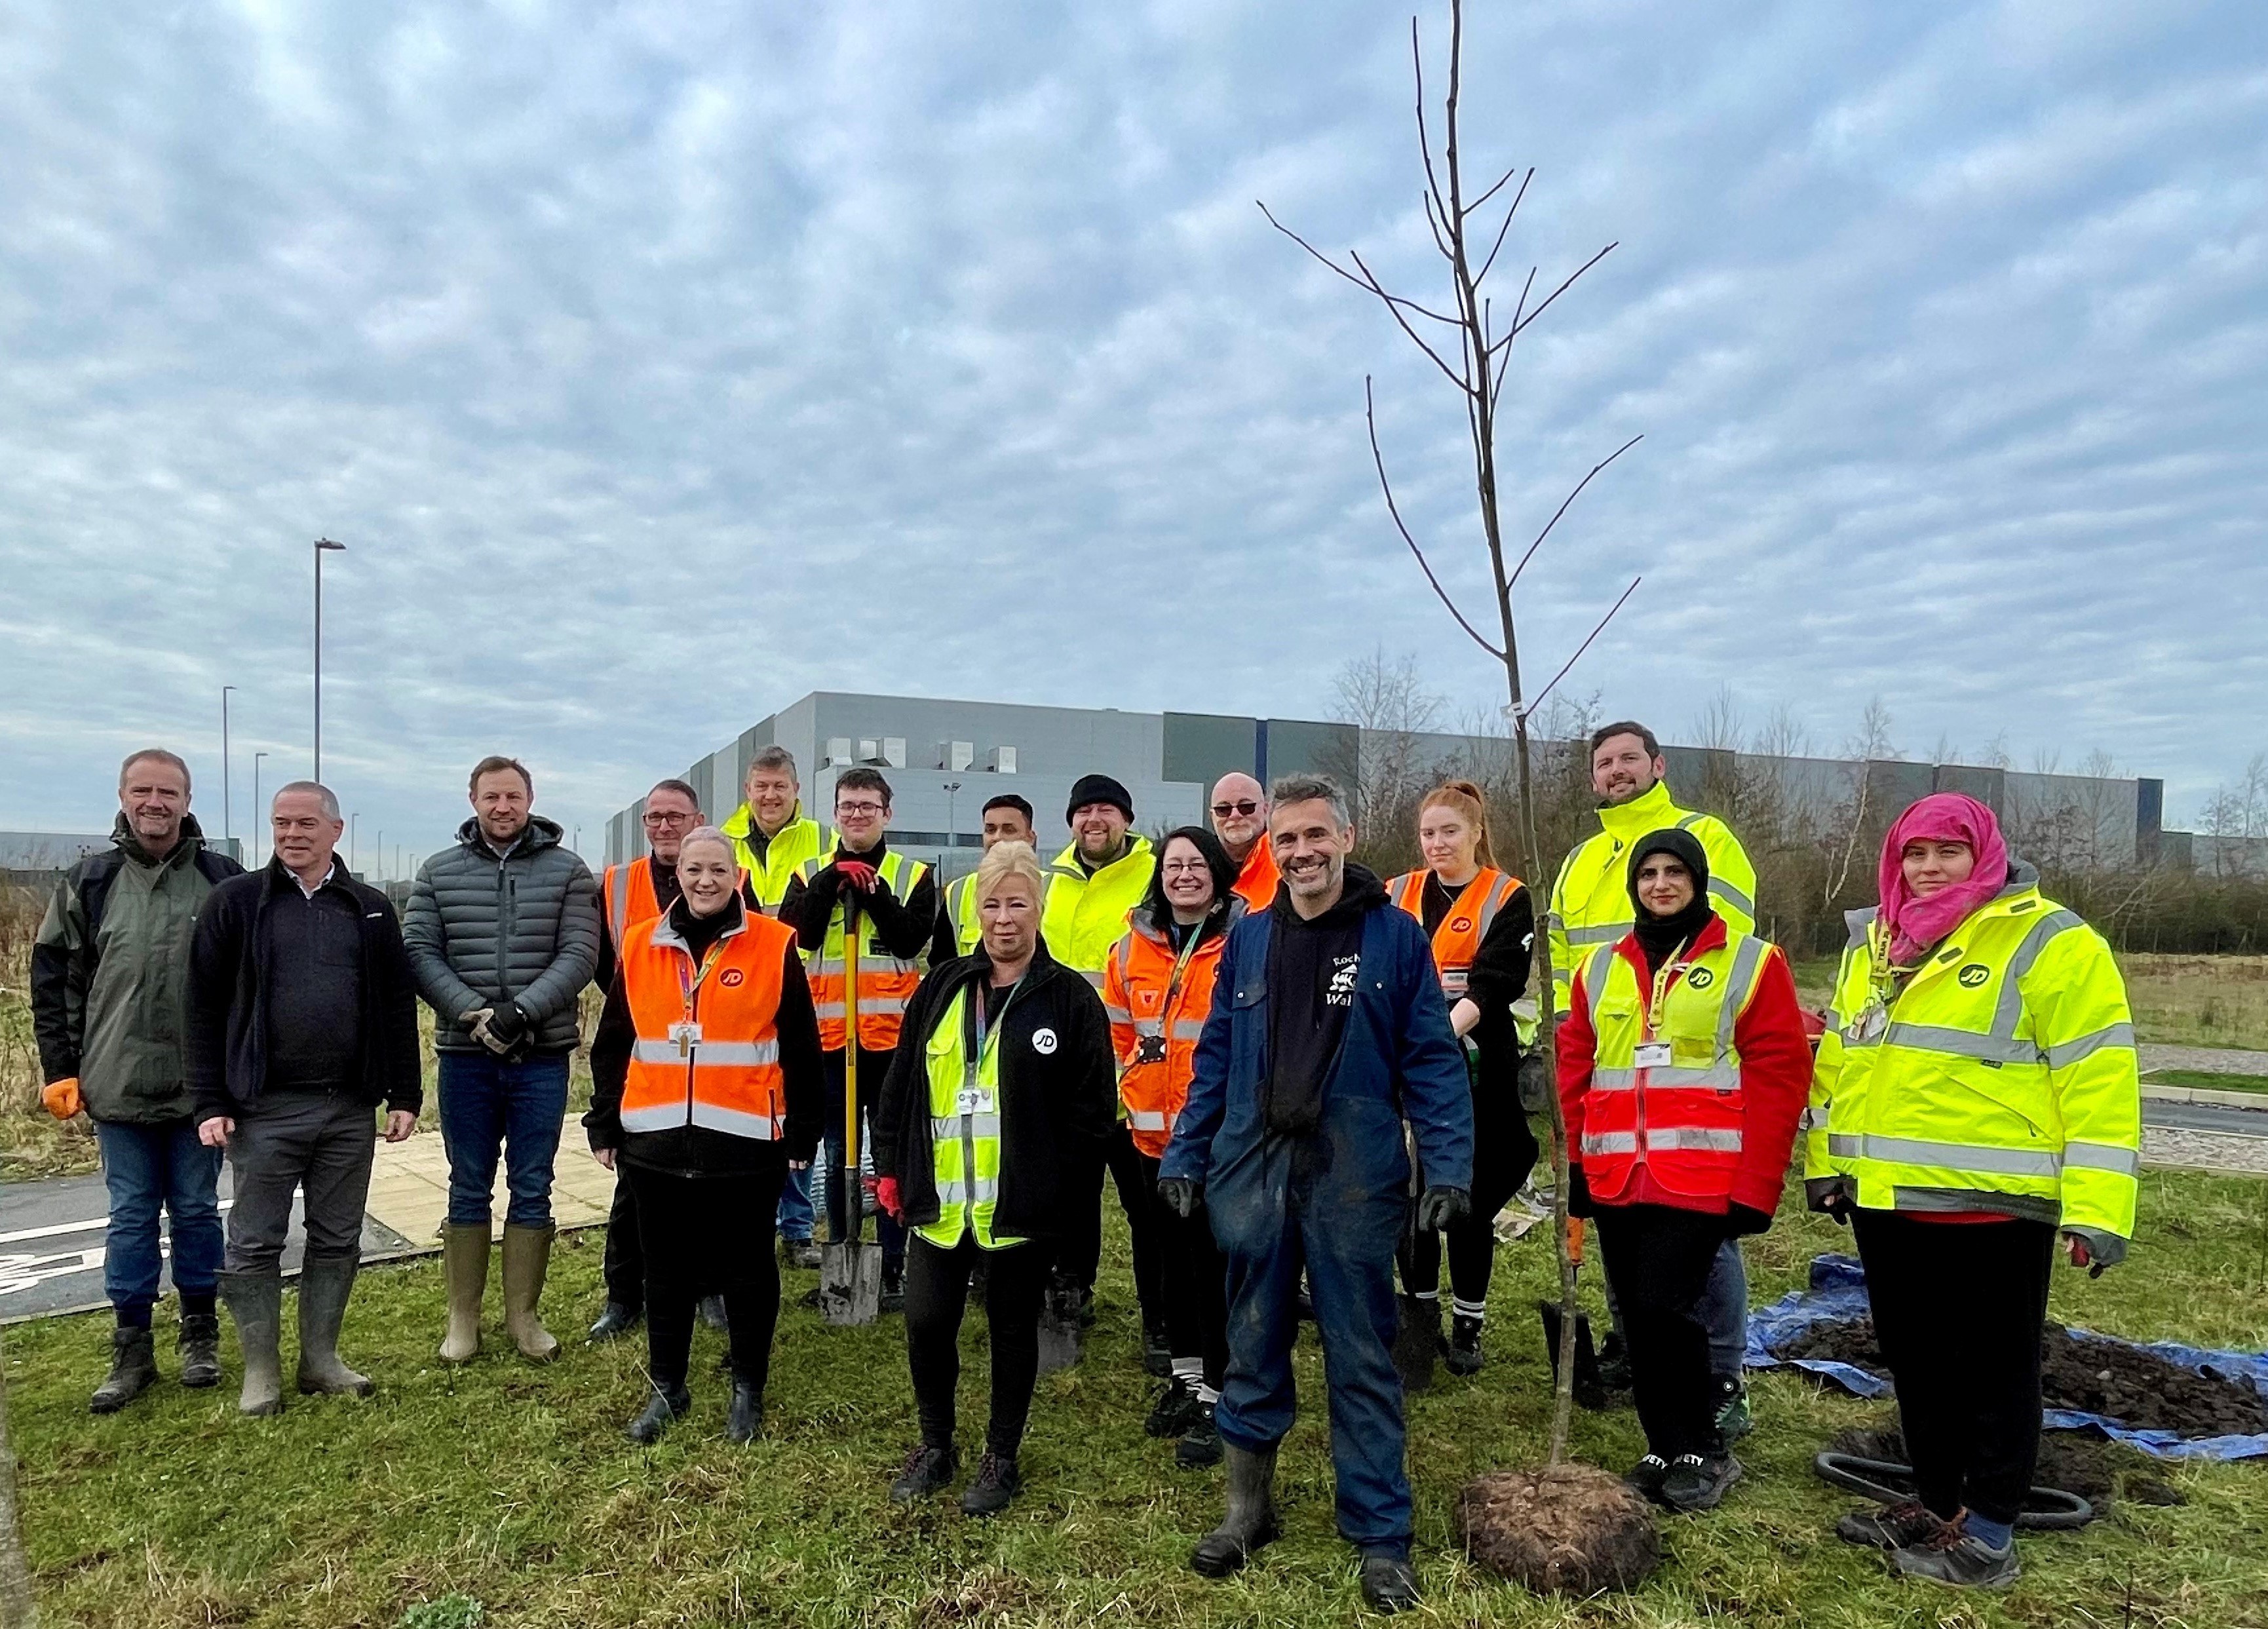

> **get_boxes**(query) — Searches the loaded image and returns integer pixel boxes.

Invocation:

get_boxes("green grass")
[2144,1070,2268,1096]
[9,1170,2268,1628]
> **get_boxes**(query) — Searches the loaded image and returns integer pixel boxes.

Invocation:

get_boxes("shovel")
[1537,1299,1609,1412]
[1035,1267,1084,1376]
[820,891,882,1326]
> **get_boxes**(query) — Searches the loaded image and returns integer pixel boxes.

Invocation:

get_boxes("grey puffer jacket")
[404,814,600,1054]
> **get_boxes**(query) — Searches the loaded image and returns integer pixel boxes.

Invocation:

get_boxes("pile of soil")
[1779,1318,2268,1439]
[1457,1464,1661,1596]
[1828,1423,2184,1509]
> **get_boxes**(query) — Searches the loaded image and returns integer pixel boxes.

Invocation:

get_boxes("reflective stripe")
[629,1037,782,1067]
[691,1102,778,1140]
[931,1113,1003,1143]
[1589,1067,1638,1090]
[1581,1131,1638,1156]
[1565,923,1624,947]
[1882,1022,2040,1065]
[1103,1003,1133,1025]
[1126,1109,1172,1132]
[608,863,632,947]
[1990,908,2083,1037]
[813,997,908,1020]
[620,1102,691,1132]
[813,956,923,978]
[936,1176,1001,1207]
[1079,968,1106,989]
[2043,1022,2136,1069]
[1715,935,1765,1054]
[1826,1132,2063,1178]
[1170,1018,1207,1042]
[1648,1126,1742,1153]
[1440,970,1471,997]
[1581,944,1617,1025]
[2064,1141,2142,1177]
[1707,877,1755,919]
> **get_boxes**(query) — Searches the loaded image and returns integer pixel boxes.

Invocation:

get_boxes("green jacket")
[29,813,243,1123]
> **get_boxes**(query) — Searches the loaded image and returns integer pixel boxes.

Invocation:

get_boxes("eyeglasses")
[1160,860,1212,875]
[1211,800,1260,818]
[642,811,695,828]
[836,801,887,816]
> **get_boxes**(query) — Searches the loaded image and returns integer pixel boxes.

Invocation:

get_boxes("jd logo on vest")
[720,968,745,987]
[1450,916,1472,933]
[1685,967,1715,989]
[1031,1027,1058,1055]
[1958,963,1991,987]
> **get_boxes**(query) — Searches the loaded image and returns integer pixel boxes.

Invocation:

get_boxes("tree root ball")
[1456,1463,1662,1596]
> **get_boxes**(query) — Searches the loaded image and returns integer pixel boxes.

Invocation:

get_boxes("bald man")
[1210,774,1280,911]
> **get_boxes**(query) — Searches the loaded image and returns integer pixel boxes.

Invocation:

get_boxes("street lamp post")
[350,813,360,875]
[943,780,963,853]
[314,538,346,782]
[221,685,235,853]
[253,752,269,862]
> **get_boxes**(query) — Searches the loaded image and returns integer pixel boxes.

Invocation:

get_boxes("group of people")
[31,716,2142,1609]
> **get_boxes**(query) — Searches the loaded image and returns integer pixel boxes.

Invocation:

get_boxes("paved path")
[2140,1044,2268,1077]
[1,1117,615,1324]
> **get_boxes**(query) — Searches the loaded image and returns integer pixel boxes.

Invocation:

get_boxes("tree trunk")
[0,1330,38,1628]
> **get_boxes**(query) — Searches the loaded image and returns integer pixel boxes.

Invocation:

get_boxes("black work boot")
[587,1301,642,1342]
[1142,1314,1172,1378]
[1358,1547,1421,1614]
[1660,1451,1742,1513]
[1444,1312,1484,1376]
[1145,1376,1202,1438]
[891,1443,957,1504]
[960,1451,1021,1516]
[90,1326,159,1414]
[880,1259,905,1316]
[1190,1440,1280,1577]
[1891,1518,2021,1589]
[1175,1402,1223,1470]
[725,1379,764,1444]
[177,1313,222,1389]
[626,1381,693,1444]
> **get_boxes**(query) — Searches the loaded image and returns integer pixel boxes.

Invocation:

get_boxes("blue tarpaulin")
[1745,1254,2268,1461]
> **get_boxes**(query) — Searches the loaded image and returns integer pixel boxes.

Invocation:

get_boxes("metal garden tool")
[819,890,882,1326]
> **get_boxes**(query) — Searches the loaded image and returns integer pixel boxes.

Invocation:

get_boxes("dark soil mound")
[1457,1464,1661,1596]
[1828,1422,2184,1508]
[1780,1318,2267,1439]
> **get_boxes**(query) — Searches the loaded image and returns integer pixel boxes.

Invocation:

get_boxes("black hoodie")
[1265,860,1389,1136]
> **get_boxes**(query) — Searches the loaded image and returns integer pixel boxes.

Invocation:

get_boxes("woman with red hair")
[1808,792,2141,1590]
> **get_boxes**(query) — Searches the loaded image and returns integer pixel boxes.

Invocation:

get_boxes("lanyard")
[964,974,1022,1072]
[1642,939,1694,1040]
[1158,920,1208,1021]
[676,938,731,1018]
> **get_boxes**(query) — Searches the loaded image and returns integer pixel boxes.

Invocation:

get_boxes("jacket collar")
[722,801,810,842]
[455,813,565,860]
[1050,832,1154,880]
[110,810,205,868]
[650,893,748,955]
[1595,780,1688,844]
[1621,910,1729,966]
[262,854,349,899]
[1130,894,1246,949]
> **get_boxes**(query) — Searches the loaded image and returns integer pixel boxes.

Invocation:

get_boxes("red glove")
[874,1177,904,1221]
[836,860,879,893]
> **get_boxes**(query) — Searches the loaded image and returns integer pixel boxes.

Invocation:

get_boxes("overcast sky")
[4,1,2262,867]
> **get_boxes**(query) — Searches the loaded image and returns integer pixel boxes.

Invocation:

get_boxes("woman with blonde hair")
[1383,779,1537,1375]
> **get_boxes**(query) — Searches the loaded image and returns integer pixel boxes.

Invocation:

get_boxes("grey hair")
[678,824,735,859]
[271,780,341,820]
[748,745,798,780]
[119,748,192,794]
[1268,773,1351,830]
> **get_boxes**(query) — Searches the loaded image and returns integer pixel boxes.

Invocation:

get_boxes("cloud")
[1,0,2261,869]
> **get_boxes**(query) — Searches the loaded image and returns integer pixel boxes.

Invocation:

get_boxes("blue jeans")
[96,1119,223,1318]
[777,1162,815,1242]
[437,1052,569,1228]
[1702,1238,1748,1379]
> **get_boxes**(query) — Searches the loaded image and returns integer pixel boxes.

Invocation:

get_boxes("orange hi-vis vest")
[1231,842,1280,913]
[1103,911,1231,1159]
[796,847,929,1053]
[618,906,794,1141]
[603,858,664,951]
[1386,868,1523,1001]
[1570,925,1773,1200]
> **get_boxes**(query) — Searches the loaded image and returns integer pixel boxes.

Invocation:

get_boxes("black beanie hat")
[1626,826,1710,909]
[1066,773,1135,824]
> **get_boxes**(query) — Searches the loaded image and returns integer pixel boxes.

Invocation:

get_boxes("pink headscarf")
[1877,792,2009,967]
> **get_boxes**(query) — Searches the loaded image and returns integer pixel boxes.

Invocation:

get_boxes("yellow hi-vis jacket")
[1547,780,1756,1009]
[915,984,1025,1252]
[720,803,825,913]
[941,871,983,958]
[1805,868,2142,1242]
[1041,835,1155,986]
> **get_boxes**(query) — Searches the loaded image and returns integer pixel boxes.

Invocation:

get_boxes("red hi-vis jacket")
[1102,906,1239,1158]
[1385,867,1522,999]
[618,906,796,1141]
[1555,914,1812,1215]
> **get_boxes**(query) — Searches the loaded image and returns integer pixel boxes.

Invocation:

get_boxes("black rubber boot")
[725,1379,763,1444]
[1358,1548,1421,1613]
[626,1382,693,1444]
[177,1313,222,1390]
[294,1257,375,1397]
[220,1269,285,1417]
[586,1301,642,1342]
[1190,1441,1280,1577]
[89,1326,159,1414]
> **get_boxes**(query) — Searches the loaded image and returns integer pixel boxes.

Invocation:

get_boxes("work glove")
[874,1176,904,1222]
[460,1005,495,1041]
[1157,1176,1202,1219]
[1803,1176,1854,1225]
[834,860,879,894]
[1564,1164,1595,1219]
[1516,1052,1554,1114]
[1726,1203,1774,1238]
[2062,1228,2123,1278]
[482,1001,531,1050]
[1414,1185,1471,1234]
[40,1078,83,1120]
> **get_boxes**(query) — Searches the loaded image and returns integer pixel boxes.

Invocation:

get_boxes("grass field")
[2144,1070,2268,1096]
[8,1168,2268,1628]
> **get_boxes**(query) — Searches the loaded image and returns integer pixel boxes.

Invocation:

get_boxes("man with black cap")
[1042,773,1161,1337]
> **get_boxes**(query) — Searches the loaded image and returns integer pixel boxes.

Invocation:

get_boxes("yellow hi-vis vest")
[1805,881,2142,1238]
[1041,835,1155,985]
[796,847,930,1052]
[721,803,826,912]
[942,871,983,957]
[916,986,1026,1252]
[1547,780,1757,1008]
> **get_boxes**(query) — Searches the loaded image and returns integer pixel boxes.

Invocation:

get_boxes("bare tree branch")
[1366,377,1504,661]
[1492,240,1617,351]
[1510,434,1644,586]
[1465,159,1524,218]
[1474,172,1533,284]
[1349,250,1473,387]
[1256,202,1468,327]
[1528,577,1642,717]
[1422,187,1455,262]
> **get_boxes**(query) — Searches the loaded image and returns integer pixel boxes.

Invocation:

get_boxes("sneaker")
[1838,1499,1948,1551]
[1443,1314,1484,1376]
[959,1451,1020,1517]
[1145,1377,1204,1439]
[1892,1520,2021,1590]
[890,1444,957,1505]
[1624,1453,1672,1505]
[1175,1403,1223,1469]
[1660,1452,1742,1513]
[1358,1548,1421,1614]
[879,1261,905,1316]
[782,1236,822,1271]
[1712,1375,1753,1442]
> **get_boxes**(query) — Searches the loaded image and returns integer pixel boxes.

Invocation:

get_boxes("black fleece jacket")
[874,940,1115,1243]
[777,839,938,962]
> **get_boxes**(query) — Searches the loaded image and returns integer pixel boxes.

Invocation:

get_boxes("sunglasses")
[1210,799,1261,818]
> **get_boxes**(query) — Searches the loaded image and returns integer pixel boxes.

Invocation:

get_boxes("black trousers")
[820,1044,904,1269]
[1400,1069,1539,1310]
[621,1160,787,1393]
[1138,1153,1229,1389]
[1594,1203,1731,1461]
[905,1233,1049,1457]
[603,1174,644,1307]
[1062,1121,1163,1323]
[1853,1209,2056,1526]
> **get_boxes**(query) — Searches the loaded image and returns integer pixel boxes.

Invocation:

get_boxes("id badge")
[668,1021,702,1056]
[1855,1004,1887,1043]
[1134,1033,1168,1066]
[1633,1041,1673,1069]
[955,1086,995,1117]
